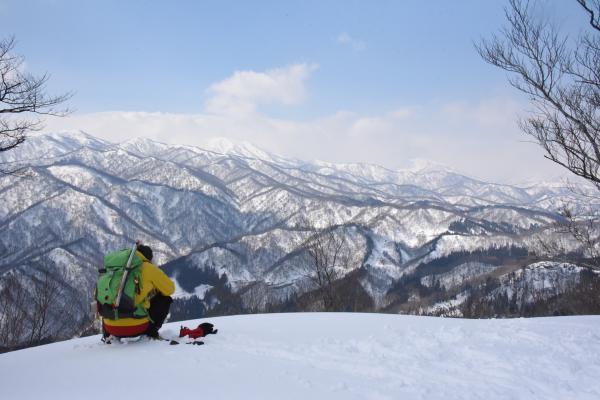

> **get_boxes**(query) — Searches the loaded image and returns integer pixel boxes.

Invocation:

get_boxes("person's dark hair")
[137,244,153,261]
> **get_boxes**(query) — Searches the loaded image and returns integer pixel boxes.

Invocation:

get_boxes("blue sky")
[0,0,588,182]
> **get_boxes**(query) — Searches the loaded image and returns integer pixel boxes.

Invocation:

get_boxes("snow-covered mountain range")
[0,131,595,339]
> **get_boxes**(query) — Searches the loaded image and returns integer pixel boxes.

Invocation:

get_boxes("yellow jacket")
[103,251,175,328]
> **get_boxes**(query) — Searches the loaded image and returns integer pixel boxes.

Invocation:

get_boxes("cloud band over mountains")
[41,63,566,184]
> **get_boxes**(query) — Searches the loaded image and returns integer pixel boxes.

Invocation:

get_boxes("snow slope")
[1,313,599,400]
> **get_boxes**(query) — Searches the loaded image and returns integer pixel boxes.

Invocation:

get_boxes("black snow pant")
[146,294,173,336]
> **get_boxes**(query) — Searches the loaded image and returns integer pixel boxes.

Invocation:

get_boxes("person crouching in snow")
[102,244,175,340]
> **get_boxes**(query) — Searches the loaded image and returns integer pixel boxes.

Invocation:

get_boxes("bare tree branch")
[0,35,72,171]
[577,0,600,32]
[303,225,360,311]
[476,0,600,191]
[477,0,600,272]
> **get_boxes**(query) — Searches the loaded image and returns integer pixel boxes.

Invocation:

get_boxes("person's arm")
[147,263,175,296]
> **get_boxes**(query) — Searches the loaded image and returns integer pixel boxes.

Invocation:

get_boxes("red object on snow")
[179,325,205,339]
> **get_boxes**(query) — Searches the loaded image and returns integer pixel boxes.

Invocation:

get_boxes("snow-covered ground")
[1,313,599,400]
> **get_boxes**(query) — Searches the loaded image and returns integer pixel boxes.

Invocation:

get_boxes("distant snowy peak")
[118,136,172,157]
[0,130,111,163]
[117,136,279,163]
[406,158,457,174]
[310,158,479,191]
[203,137,275,160]
[38,130,113,149]
[5,131,591,204]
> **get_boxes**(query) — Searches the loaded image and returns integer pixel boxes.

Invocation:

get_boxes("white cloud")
[348,108,415,139]
[337,33,367,51]
[39,64,568,184]
[205,63,318,115]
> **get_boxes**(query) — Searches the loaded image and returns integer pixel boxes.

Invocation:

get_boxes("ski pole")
[113,240,139,308]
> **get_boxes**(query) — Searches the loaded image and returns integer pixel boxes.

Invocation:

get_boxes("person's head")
[137,244,153,261]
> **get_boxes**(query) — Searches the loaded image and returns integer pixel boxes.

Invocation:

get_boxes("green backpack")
[96,248,147,320]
